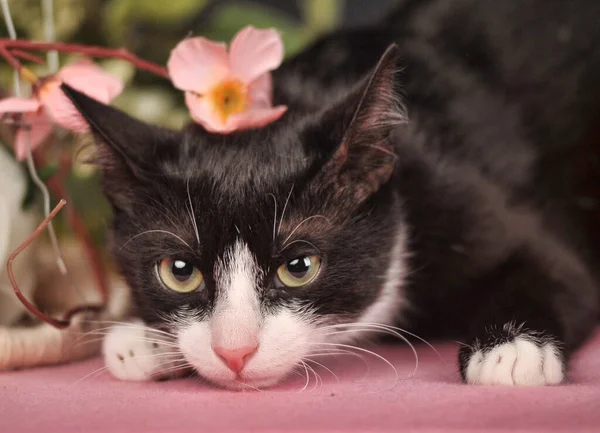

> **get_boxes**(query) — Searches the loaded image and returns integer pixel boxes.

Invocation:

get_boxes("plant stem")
[0,39,169,78]
[7,199,105,329]
[9,49,46,64]
[7,200,70,328]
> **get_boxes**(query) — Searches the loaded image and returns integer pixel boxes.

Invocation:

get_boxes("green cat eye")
[158,258,204,293]
[276,255,321,288]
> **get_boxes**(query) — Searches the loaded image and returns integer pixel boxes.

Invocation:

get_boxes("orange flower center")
[207,79,248,123]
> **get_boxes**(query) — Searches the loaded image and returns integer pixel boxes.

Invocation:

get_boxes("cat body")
[65,0,600,389]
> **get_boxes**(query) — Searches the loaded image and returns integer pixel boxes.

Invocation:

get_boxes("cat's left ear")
[314,44,404,202]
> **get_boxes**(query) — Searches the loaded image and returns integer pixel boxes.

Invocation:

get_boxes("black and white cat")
[63,0,600,389]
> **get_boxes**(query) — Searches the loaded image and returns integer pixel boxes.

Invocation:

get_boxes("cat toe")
[460,334,564,386]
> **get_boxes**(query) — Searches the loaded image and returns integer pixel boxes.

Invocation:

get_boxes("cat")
[62,0,600,389]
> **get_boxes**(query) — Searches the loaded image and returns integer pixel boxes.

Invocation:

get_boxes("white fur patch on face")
[178,240,318,389]
[211,240,261,348]
[465,336,564,386]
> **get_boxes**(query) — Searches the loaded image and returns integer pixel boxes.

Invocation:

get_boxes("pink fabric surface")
[2,329,600,433]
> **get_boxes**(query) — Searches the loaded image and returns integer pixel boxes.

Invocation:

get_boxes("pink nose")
[213,345,258,374]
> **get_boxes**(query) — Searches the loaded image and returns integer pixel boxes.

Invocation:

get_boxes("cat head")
[63,44,408,389]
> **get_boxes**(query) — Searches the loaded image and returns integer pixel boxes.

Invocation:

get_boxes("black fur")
[63,0,600,383]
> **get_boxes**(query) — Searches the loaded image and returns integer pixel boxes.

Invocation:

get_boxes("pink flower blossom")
[0,60,123,160]
[167,26,287,133]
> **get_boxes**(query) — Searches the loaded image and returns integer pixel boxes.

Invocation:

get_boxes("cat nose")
[213,345,258,374]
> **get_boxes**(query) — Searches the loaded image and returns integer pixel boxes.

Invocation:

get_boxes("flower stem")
[9,49,46,64]
[0,39,169,78]
[7,199,104,329]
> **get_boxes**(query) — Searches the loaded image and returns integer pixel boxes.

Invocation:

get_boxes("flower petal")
[38,80,90,132]
[13,112,54,160]
[229,26,284,84]
[58,59,124,103]
[184,91,232,133]
[39,61,123,132]
[227,105,287,131]
[247,73,273,107]
[0,97,41,114]
[168,38,229,93]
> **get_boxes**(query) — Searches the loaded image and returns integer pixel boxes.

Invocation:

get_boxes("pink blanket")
[2,329,600,433]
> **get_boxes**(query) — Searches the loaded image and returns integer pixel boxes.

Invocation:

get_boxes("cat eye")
[157,258,204,293]
[276,255,321,288]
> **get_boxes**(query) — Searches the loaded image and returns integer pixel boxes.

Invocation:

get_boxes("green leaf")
[65,171,112,246]
[205,2,309,57]
[105,0,209,33]
[10,0,87,41]
[303,0,343,33]
[37,163,60,181]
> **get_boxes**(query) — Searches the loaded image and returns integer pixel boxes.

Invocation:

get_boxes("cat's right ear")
[62,84,181,209]
[61,84,179,178]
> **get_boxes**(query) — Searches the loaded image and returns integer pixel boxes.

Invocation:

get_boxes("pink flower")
[0,60,123,160]
[167,26,287,133]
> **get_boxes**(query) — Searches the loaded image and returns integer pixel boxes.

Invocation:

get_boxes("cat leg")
[458,250,597,386]
[103,320,189,381]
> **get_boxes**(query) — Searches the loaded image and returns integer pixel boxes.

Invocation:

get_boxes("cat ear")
[61,83,178,177]
[316,44,404,202]
[61,84,180,210]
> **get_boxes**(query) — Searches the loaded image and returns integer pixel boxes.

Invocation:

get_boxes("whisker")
[277,184,294,236]
[186,177,200,244]
[152,362,192,378]
[320,329,418,378]
[72,331,179,348]
[342,323,439,354]
[298,360,311,393]
[304,361,321,391]
[234,380,265,393]
[119,230,193,251]
[282,215,331,247]
[267,193,277,241]
[308,348,368,364]
[280,239,321,253]
[81,321,178,338]
[72,336,180,352]
[451,340,470,348]
[319,325,419,377]
[324,322,445,364]
[126,352,185,359]
[71,365,111,386]
[311,342,399,390]
[304,359,339,384]
[71,339,178,353]
[309,349,371,382]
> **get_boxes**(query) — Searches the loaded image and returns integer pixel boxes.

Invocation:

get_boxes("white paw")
[102,321,185,382]
[465,337,564,386]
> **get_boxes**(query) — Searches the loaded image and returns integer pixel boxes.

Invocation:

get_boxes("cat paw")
[102,321,185,381]
[458,324,564,386]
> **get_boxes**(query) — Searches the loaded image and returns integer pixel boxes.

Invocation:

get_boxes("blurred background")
[0,0,397,250]
[1,0,398,130]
